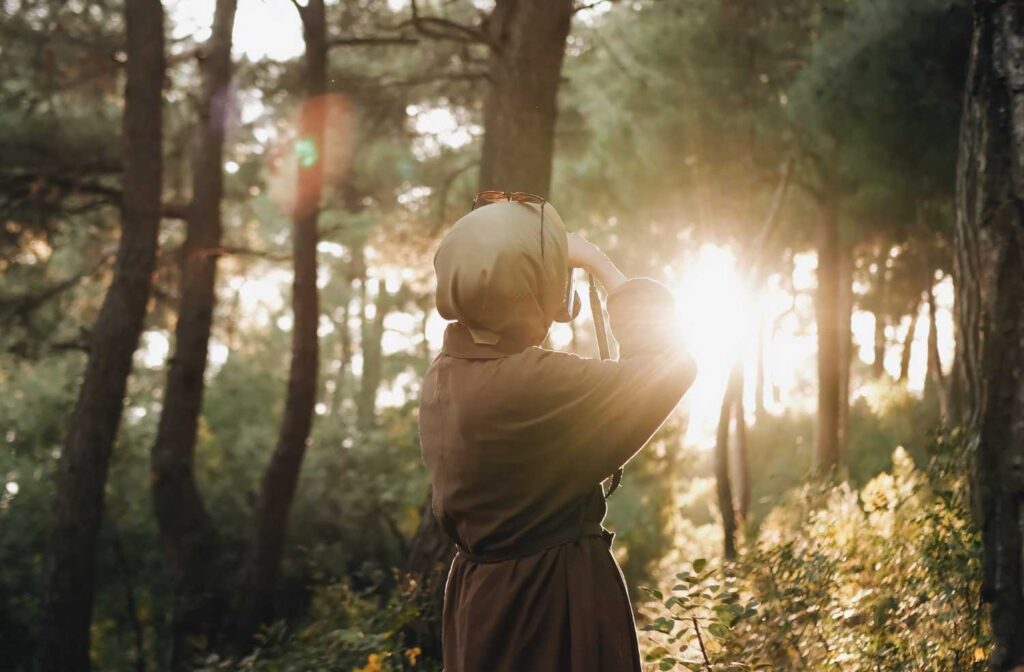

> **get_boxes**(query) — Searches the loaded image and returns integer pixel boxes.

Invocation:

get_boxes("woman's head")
[434,200,571,346]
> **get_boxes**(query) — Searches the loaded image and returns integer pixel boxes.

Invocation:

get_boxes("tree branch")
[401,0,492,46]
[328,35,419,48]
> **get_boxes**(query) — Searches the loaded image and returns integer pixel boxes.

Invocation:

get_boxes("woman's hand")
[567,232,601,270]
[567,232,627,293]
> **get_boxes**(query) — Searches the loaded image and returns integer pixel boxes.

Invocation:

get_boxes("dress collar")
[441,322,534,359]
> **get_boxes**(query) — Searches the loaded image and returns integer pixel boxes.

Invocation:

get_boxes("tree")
[37,1,165,669]
[238,0,326,642]
[477,0,574,195]
[150,0,237,663]
[955,1,1024,667]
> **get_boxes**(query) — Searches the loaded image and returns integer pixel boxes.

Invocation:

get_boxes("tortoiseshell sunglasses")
[471,190,549,259]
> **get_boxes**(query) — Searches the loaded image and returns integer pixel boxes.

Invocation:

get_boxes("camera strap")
[589,273,623,499]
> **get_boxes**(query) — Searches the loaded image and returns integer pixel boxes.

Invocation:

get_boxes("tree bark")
[873,311,887,377]
[926,283,949,423]
[754,321,766,423]
[898,304,921,383]
[732,374,750,524]
[815,177,842,476]
[715,363,740,560]
[150,0,236,664]
[837,243,854,467]
[37,2,165,670]
[478,0,574,197]
[955,2,1024,667]
[238,0,325,643]
[357,281,392,431]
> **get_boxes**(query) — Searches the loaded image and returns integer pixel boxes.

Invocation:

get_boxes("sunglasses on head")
[471,190,580,323]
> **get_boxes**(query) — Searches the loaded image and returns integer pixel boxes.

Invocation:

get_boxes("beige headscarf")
[434,200,574,346]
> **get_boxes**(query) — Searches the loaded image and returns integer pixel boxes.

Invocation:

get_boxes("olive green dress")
[419,275,696,672]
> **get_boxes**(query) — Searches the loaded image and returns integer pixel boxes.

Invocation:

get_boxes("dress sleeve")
[530,277,697,490]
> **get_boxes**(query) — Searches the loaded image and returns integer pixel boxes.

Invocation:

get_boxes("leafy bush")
[195,576,434,672]
[641,434,989,671]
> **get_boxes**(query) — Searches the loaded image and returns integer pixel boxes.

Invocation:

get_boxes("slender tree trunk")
[926,284,949,423]
[150,0,237,663]
[358,281,392,431]
[733,375,750,524]
[815,177,842,476]
[37,2,165,669]
[754,320,766,423]
[899,305,921,382]
[837,244,854,467]
[956,3,1024,667]
[715,364,740,560]
[331,297,352,417]
[238,0,325,643]
[873,310,887,377]
[405,0,575,649]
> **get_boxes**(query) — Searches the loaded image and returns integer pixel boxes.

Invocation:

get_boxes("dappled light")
[2,0,1016,670]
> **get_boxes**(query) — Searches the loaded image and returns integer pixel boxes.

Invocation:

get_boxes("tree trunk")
[955,2,1024,667]
[237,0,325,643]
[754,321,766,423]
[898,305,921,382]
[926,284,949,423]
[357,281,392,431]
[715,364,740,560]
[815,178,842,476]
[37,2,165,670]
[873,254,889,378]
[732,374,750,524]
[837,243,854,467]
[150,0,237,663]
[478,0,574,197]
[873,310,887,377]
[405,0,575,651]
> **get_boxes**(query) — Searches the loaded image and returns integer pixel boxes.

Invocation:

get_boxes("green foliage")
[195,577,436,672]
[642,437,989,671]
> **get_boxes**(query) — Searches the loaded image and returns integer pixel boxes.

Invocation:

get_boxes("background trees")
[0,0,1006,669]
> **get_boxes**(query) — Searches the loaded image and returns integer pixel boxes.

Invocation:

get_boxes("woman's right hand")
[567,232,627,293]
[567,232,601,270]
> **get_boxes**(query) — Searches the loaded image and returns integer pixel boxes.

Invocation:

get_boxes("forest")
[1,0,1023,670]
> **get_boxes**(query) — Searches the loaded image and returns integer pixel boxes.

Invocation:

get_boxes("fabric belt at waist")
[455,523,614,564]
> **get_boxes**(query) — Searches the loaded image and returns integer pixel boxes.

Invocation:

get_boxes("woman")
[419,195,697,672]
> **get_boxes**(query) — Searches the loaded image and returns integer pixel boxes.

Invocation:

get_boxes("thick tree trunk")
[815,179,842,475]
[406,0,575,651]
[37,2,165,670]
[715,364,740,560]
[238,0,325,643]
[150,0,236,663]
[478,0,574,197]
[955,2,1024,667]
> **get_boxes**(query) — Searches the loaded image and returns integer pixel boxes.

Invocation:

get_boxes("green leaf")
[693,558,708,573]
[707,622,730,638]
